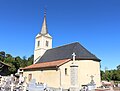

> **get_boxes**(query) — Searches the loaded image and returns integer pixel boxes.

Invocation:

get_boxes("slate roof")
[22,59,70,70]
[36,42,100,64]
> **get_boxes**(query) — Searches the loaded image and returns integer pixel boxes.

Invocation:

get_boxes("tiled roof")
[36,42,100,63]
[22,59,70,70]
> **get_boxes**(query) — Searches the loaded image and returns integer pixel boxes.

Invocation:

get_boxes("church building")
[22,12,101,89]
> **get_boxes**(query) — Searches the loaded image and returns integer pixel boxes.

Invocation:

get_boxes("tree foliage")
[0,51,5,61]
[0,51,33,75]
[117,65,120,70]
[101,67,120,81]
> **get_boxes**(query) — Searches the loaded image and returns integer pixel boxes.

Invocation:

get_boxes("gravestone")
[22,76,27,91]
[3,77,11,91]
[10,74,15,91]
[87,75,96,91]
[26,79,46,91]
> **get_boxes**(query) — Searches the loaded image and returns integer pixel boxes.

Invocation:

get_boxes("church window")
[37,41,40,47]
[46,41,49,47]
[28,74,32,81]
[65,68,67,75]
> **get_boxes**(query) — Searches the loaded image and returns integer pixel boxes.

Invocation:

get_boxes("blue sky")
[0,0,120,70]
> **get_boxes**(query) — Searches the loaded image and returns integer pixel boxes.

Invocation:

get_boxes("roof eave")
[71,58,101,62]
[23,66,58,71]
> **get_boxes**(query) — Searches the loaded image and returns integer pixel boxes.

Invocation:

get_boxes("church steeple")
[34,10,52,64]
[40,10,48,35]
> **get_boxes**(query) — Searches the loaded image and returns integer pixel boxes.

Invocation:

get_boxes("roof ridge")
[78,43,92,54]
[78,43,97,57]
[68,42,78,59]
[76,43,100,60]
[39,58,70,63]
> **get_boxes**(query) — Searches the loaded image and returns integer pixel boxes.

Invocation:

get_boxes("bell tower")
[34,11,52,64]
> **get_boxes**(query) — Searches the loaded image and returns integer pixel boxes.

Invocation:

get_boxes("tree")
[104,70,111,81]
[15,56,22,69]
[0,51,34,75]
[0,51,5,61]
[20,56,27,67]
[117,65,120,70]
[6,54,12,58]
[0,51,5,57]
[27,55,33,66]
[101,70,105,80]
[8,63,16,74]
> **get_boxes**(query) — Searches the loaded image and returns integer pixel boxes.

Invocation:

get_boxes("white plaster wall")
[59,60,101,89]
[23,69,60,88]
[76,60,101,88]
[23,60,101,89]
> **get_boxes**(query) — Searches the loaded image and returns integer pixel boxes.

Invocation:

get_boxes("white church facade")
[22,12,101,89]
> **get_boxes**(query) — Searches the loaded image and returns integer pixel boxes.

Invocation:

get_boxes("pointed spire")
[40,8,48,35]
